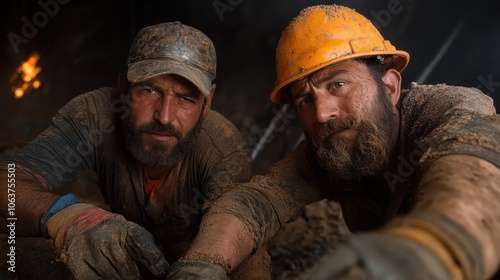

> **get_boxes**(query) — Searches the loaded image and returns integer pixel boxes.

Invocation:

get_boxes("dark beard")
[122,105,204,167]
[312,86,395,182]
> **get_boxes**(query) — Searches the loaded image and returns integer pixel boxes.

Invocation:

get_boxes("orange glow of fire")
[11,52,42,99]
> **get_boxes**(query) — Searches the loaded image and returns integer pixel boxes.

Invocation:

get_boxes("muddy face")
[121,74,209,167]
[290,60,398,181]
[122,109,203,167]
[312,86,395,181]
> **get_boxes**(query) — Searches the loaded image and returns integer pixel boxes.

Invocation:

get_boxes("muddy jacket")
[7,87,251,261]
[209,83,500,245]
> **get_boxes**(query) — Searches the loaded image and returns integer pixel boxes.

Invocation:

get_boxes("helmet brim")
[270,50,410,104]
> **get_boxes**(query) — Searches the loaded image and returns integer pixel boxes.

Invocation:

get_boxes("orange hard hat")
[270,4,410,104]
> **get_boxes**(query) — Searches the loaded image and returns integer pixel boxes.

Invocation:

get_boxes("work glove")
[45,203,169,280]
[301,212,483,280]
[166,259,229,280]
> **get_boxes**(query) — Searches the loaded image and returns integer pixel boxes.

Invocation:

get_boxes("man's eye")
[175,95,198,108]
[302,95,312,105]
[177,95,195,103]
[331,82,345,90]
[143,88,158,95]
[295,95,312,109]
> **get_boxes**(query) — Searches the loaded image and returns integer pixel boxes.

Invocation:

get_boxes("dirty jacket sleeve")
[397,84,500,277]
[205,141,324,247]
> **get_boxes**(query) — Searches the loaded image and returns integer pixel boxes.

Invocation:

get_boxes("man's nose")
[314,92,339,124]
[153,95,176,125]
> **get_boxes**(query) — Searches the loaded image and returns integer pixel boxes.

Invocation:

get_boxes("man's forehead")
[290,60,363,90]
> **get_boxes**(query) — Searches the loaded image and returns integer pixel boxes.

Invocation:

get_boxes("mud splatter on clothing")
[5,87,252,262]
[208,83,500,246]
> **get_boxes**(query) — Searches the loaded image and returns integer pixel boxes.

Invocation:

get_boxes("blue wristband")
[40,193,80,238]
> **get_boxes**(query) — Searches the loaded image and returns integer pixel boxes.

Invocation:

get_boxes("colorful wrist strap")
[40,193,80,238]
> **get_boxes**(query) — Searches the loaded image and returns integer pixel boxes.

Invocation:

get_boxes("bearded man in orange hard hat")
[166,4,500,280]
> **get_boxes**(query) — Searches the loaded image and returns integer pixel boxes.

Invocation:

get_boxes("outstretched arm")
[305,154,500,280]
[1,91,169,279]
[184,213,255,272]
[411,154,500,277]
[168,142,324,277]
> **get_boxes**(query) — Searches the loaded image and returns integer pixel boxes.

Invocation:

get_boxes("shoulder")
[399,83,496,137]
[401,83,495,116]
[196,110,248,156]
[57,87,119,116]
[54,87,120,126]
[201,110,241,135]
[399,83,500,168]
[182,110,252,196]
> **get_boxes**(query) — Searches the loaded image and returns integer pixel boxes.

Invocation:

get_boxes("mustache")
[140,122,182,139]
[316,117,360,141]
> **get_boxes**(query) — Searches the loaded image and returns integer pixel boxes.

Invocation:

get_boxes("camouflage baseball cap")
[127,21,216,96]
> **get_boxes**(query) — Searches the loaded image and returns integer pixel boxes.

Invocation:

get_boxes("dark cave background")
[1,0,499,174]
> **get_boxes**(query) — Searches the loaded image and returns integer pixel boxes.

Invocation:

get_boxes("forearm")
[185,183,316,273]
[184,144,323,273]
[412,154,500,278]
[183,183,285,273]
[0,163,60,235]
[184,213,254,273]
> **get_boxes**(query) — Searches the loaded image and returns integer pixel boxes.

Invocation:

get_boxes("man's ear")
[381,69,402,107]
[118,73,129,98]
[203,83,216,118]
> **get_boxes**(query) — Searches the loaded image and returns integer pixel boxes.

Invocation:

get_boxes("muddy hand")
[302,212,486,280]
[302,232,450,280]
[46,204,169,279]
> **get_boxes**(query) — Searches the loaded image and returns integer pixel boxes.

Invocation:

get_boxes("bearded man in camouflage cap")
[0,22,270,279]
